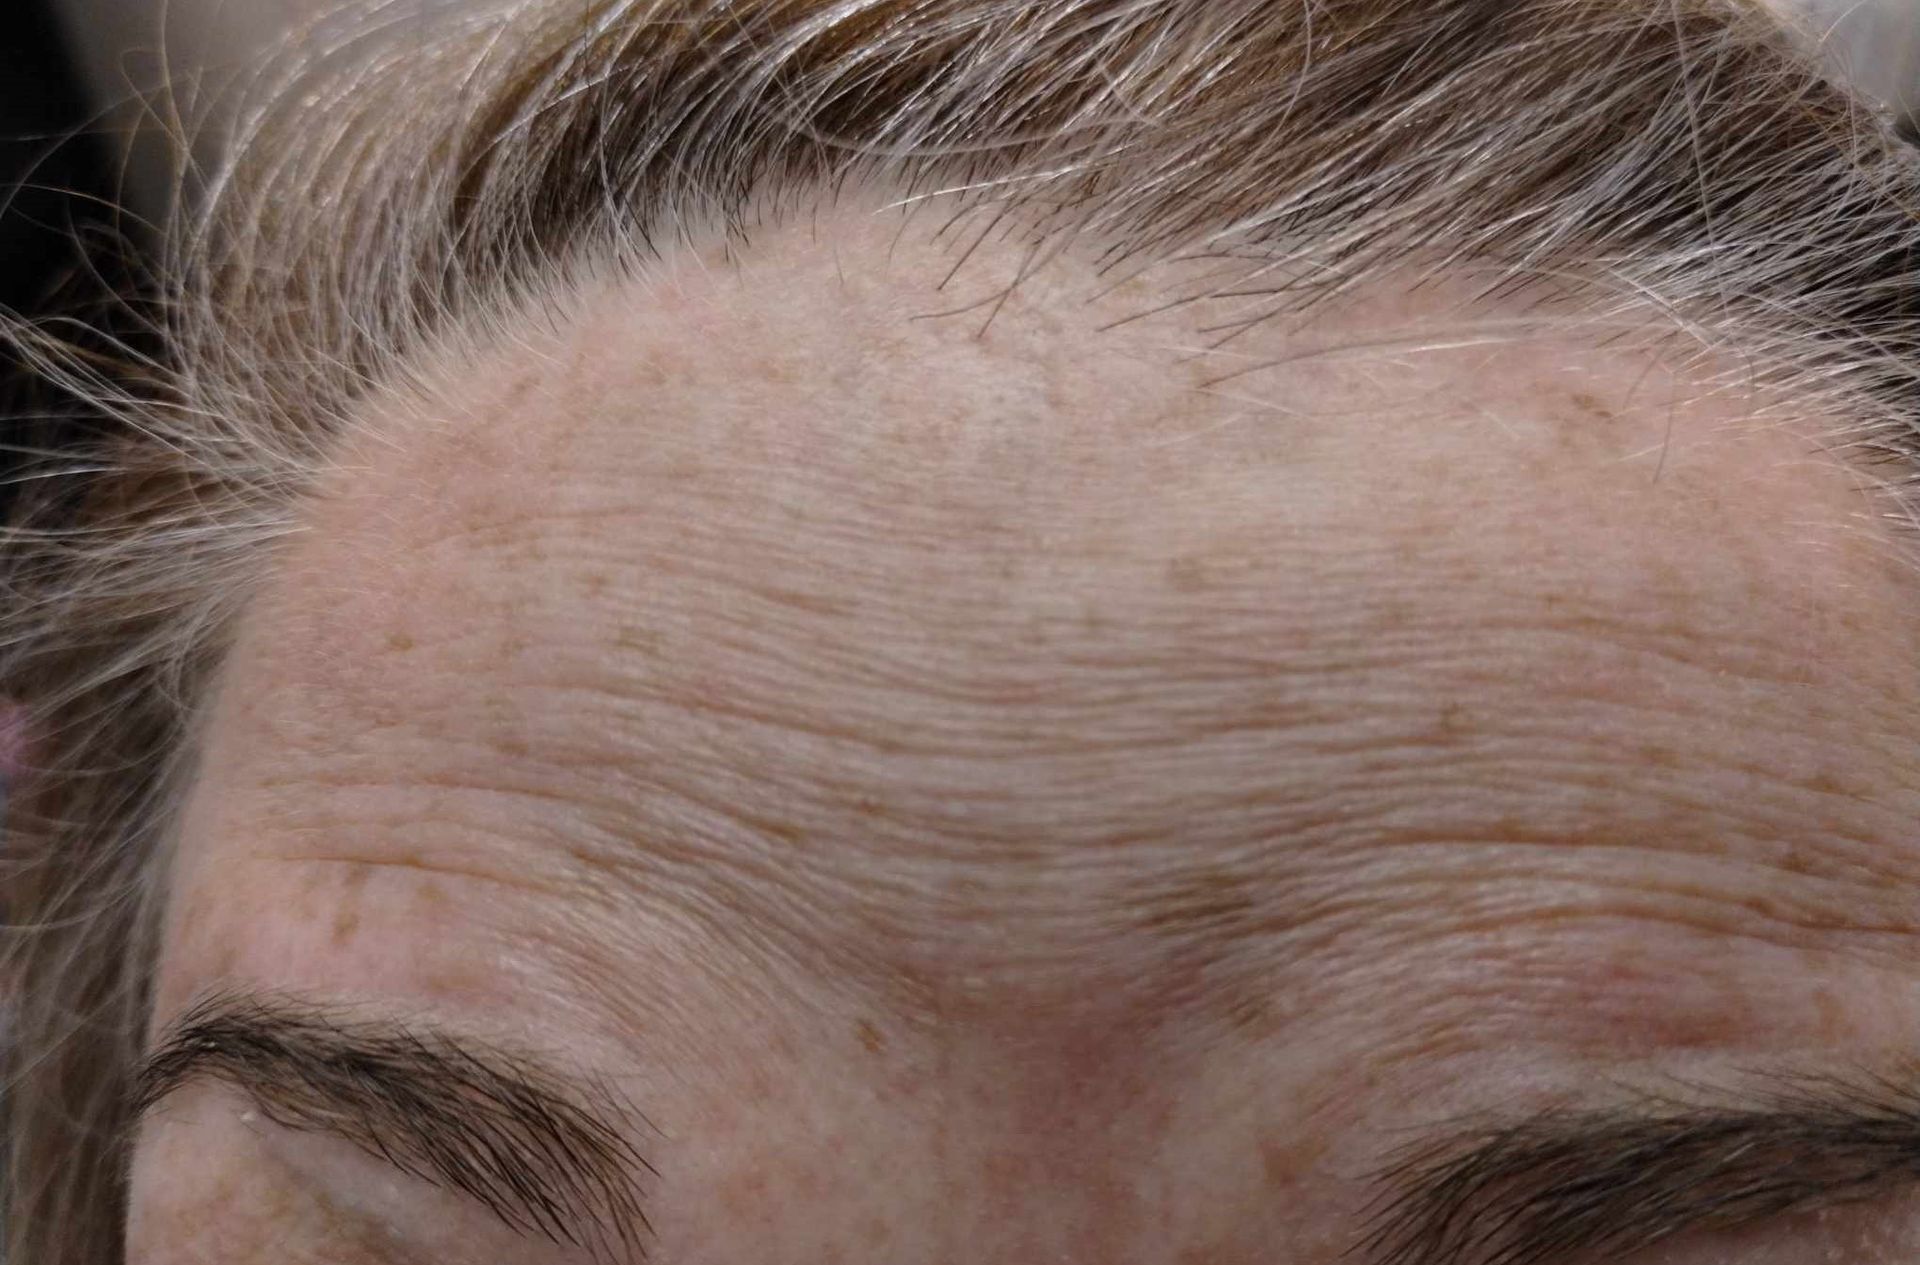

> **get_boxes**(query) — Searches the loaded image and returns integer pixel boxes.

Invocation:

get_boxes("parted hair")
[7,0,1920,1260]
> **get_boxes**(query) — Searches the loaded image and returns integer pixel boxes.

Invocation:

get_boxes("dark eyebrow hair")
[1355,1066,1920,1265]
[131,990,662,1261]
[134,996,1920,1265]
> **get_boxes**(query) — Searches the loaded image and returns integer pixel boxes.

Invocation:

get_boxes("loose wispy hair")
[6,1,1920,1260]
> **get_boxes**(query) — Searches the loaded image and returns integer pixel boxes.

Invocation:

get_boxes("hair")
[6,0,1920,1259]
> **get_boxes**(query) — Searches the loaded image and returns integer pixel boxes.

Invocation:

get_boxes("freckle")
[1166,556,1208,593]
[386,630,415,652]
[1259,1129,1329,1188]
[1634,742,1679,770]
[326,868,372,945]
[1571,391,1614,421]
[1779,846,1815,876]
[1806,771,1846,796]
[856,1018,887,1055]
[499,370,538,409]
[413,878,449,909]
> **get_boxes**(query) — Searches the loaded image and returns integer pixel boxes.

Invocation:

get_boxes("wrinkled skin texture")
[128,189,1920,1264]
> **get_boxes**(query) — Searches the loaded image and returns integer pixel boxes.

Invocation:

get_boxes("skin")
[127,185,1920,1264]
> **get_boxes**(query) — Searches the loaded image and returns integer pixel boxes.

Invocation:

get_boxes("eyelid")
[1613,1190,1920,1265]
[134,1088,540,1265]
[134,991,659,1259]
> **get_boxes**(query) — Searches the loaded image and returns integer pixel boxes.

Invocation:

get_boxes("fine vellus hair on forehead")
[7,0,1920,1259]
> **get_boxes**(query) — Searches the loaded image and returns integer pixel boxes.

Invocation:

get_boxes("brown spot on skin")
[1431,702,1469,743]
[1806,771,1846,796]
[856,1018,887,1055]
[498,368,538,410]
[1259,1130,1329,1190]
[328,863,374,947]
[1166,556,1209,593]
[340,863,373,901]
[1571,390,1614,421]
[1633,742,1681,771]
[386,630,415,652]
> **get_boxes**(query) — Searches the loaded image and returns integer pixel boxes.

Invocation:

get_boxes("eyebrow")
[132,990,661,1261]
[135,998,1920,1265]
[1355,1066,1920,1265]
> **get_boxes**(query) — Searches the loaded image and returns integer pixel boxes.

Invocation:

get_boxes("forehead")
[159,191,1920,1080]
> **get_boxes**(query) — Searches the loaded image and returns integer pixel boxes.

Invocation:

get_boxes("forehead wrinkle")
[1104,830,1920,1007]
[180,190,1920,1056]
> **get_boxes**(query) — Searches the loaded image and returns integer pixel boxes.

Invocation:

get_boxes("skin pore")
[125,185,1920,1264]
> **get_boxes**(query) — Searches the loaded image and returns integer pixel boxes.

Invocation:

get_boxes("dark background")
[0,0,110,322]
[0,0,126,531]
